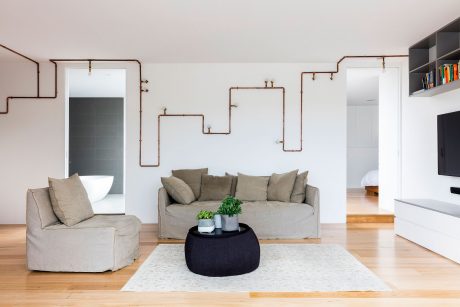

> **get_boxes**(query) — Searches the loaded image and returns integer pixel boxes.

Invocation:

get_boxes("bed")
[361,169,379,196]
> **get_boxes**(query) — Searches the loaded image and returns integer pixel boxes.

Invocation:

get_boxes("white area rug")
[122,244,390,292]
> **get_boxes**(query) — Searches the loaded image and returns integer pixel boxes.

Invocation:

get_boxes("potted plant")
[196,210,215,233]
[217,196,242,231]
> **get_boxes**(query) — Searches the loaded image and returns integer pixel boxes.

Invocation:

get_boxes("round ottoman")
[184,223,260,277]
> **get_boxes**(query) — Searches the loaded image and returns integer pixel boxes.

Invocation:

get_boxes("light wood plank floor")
[1,223,460,306]
[347,188,390,215]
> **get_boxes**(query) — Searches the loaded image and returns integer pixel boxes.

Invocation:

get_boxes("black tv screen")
[438,111,460,177]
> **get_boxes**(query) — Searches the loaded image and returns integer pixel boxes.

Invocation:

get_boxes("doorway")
[65,68,126,214]
[346,67,400,221]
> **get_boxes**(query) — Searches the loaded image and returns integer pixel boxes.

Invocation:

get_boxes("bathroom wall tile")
[69,97,124,194]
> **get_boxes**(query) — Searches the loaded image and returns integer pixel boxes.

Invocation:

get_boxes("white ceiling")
[0,0,459,62]
[68,69,126,97]
[347,69,380,106]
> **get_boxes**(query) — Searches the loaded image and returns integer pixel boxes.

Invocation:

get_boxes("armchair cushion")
[48,174,94,226]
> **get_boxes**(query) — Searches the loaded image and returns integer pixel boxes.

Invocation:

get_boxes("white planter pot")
[198,219,215,233]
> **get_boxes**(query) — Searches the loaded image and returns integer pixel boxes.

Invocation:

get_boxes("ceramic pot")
[198,219,215,233]
[221,215,239,231]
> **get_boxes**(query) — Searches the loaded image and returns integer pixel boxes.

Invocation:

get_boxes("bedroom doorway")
[346,67,400,222]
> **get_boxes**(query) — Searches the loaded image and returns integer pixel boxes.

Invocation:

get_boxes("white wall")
[379,67,402,212]
[0,62,63,223]
[347,105,379,188]
[68,69,126,97]
[0,62,347,224]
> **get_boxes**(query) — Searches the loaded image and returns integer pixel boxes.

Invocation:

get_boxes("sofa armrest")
[305,184,319,212]
[158,187,171,234]
[305,184,320,238]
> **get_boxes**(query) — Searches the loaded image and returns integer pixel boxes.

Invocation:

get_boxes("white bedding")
[361,169,379,187]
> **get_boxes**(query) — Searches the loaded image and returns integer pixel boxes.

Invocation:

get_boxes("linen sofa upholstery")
[158,184,320,239]
[26,188,141,272]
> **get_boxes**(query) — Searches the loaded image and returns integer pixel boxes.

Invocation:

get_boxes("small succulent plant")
[196,210,214,220]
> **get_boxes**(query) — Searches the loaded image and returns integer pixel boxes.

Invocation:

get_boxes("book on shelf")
[438,62,460,86]
[421,70,435,90]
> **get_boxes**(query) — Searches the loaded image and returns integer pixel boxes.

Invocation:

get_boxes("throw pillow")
[48,173,94,227]
[226,173,269,197]
[290,171,309,203]
[199,174,233,201]
[235,173,270,201]
[225,172,238,196]
[161,176,196,205]
[267,170,299,202]
[172,168,208,199]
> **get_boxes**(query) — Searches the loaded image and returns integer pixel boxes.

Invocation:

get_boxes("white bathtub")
[80,175,114,203]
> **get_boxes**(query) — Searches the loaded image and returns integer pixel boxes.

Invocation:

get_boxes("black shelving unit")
[409,17,460,97]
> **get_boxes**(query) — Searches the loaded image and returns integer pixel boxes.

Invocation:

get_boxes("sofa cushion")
[165,200,314,226]
[199,174,232,201]
[166,201,222,218]
[172,168,208,199]
[161,176,195,205]
[235,173,270,201]
[46,214,141,236]
[267,170,298,202]
[290,171,309,203]
[48,174,94,227]
[241,200,314,219]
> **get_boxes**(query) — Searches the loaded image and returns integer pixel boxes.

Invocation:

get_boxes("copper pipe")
[1,44,409,167]
[0,45,58,114]
[48,59,151,166]
[302,54,408,76]
[147,85,301,166]
[0,44,40,96]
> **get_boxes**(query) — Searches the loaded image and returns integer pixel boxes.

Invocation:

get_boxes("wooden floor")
[347,189,394,223]
[1,224,460,306]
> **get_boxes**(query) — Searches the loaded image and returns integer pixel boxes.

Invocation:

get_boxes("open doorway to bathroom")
[65,68,126,214]
[346,67,400,222]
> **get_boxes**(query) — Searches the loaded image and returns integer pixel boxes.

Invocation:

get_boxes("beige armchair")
[26,188,141,272]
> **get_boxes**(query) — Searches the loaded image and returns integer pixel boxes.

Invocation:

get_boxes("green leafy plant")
[217,195,242,217]
[196,210,214,220]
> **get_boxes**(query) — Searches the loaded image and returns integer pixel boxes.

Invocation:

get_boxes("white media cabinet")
[395,199,460,264]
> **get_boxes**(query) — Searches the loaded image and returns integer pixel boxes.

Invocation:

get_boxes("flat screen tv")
[438,110,460,177]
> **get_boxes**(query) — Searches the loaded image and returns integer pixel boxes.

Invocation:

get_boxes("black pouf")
[184,223,260,277]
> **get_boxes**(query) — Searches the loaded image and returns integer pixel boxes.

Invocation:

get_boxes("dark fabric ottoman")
[184,223,260,277]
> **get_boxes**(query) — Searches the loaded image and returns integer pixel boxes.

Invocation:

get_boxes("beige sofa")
[158,184,320,239]
[26,188,141,272]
